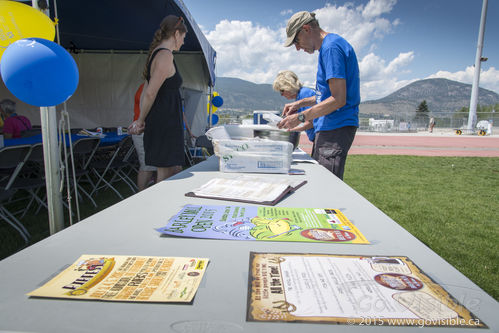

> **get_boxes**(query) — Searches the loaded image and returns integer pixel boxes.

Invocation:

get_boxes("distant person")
[429,117,435,133]
[278,11,360,180]
[272,70,316,151]
[132,83,157,191]
[128,15,187,183]
[0,99,32,139]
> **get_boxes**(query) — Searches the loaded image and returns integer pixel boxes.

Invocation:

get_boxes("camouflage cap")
[284,11,316,47]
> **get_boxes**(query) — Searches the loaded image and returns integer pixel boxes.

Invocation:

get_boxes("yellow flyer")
[28,255,209,303]
[247,253,486,328]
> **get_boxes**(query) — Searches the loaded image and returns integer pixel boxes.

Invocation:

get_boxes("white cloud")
[313,2,396,53]
[359,51,416,100]
[207,20,316,86]
[206,0,419,101]
[280,9,292,16]
[362,0,397,19]
[386,51,414,73]
[427,66,499,94]
[359,51,414,80]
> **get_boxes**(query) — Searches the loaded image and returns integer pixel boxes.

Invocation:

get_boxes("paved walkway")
[298,130,499,157]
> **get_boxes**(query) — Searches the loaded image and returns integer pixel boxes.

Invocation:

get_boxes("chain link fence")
[214,111,498,134]
[359,113,498,133]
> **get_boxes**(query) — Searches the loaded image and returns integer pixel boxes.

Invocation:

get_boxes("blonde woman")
[273,70,316,144]
[129,15,187,183]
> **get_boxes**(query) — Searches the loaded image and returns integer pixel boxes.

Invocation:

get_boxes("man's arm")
[282,95,316,117]
[278,78,346,131]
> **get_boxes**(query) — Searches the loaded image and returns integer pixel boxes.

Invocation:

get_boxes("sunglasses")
[292,27,303,45]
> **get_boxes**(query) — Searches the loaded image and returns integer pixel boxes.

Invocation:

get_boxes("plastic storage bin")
[210,125,294,174]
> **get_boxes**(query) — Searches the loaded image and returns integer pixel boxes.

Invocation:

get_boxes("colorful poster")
[247,253,485,328]
[158,205,369,244]
[28,255,209,303]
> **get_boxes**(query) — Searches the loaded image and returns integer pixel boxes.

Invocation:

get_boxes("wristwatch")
[297,113,306,123]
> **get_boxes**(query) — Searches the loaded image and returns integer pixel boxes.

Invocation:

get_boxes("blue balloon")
[1,38,79,107]
[212,95,223,108]
[208,114,219,125]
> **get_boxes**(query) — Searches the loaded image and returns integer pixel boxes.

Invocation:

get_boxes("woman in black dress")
[129,15,187,183]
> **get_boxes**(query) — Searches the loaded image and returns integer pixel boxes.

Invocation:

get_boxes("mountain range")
[360,78,499,116]
[214,77,499,116]
[214,77,287,112]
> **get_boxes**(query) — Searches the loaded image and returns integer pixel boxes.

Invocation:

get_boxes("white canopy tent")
[1,0,217,234]
[3,0,216,137]
[1,52,209,136]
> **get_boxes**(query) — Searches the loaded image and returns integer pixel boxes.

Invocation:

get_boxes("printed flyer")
[28,255,209,303]
[247,253,485,328]
[157,205,369,244]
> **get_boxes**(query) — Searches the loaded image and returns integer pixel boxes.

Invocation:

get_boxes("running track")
[298,132,499,157]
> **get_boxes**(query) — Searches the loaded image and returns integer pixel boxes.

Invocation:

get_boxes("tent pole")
[33,1,65,234]
[53,0,61,44]
[40,107,65,234]
[208,86,213,128]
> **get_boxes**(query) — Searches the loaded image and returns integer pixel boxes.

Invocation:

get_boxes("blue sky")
[183,0,498,101]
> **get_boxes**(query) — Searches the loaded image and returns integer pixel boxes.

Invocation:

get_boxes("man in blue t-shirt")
[278,11,360,180]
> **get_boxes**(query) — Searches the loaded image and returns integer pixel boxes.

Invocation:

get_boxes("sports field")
[299,130,499,157]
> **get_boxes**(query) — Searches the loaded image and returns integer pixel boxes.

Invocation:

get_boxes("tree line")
[414,100,497,128]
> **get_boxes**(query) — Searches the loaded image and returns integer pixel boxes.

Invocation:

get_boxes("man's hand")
[282,101,300,117]
[278,115,313,132]
[278,113,300,130]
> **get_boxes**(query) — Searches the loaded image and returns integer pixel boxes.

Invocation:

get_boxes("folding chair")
[118,136,140,186]
[125,142,140,175]
[89,136,137,199]
[0,188,30,244]
[195,135,214,155]
[190,135,213,163]
[104,135,138,193]
[68,137,101,208]
[184,143,194,167]
[0,145,33,243]
[18,143,48,217]
[0,145,32,189]
[0,144,47,218]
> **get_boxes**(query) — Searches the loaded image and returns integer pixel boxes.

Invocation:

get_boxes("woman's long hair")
[142,15,188,80]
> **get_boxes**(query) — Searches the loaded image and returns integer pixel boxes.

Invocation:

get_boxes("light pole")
[467,0,488,132]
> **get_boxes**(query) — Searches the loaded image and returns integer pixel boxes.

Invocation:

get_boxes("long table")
[0,153,497,332]
[3,132,127,147]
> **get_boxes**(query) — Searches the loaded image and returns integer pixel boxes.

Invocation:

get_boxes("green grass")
[344,155,499,301]
[1,156,498,301]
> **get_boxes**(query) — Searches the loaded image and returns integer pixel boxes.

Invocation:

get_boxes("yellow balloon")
[207,92,220,113]
[0,1,56,60]
[207,103,218,114]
